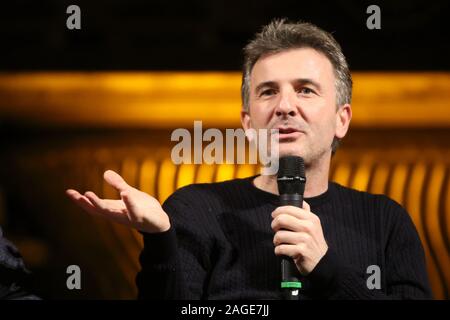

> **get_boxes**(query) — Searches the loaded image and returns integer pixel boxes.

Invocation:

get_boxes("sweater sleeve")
[305,198,433,300]
[136,187,212,299]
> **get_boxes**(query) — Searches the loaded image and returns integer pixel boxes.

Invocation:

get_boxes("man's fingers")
[103,170,131,193]
[84,191,111,212]
[66,189,132,227]
[271,214,313,233]
[271,206,310,220]
[274,243,305,259]
[302,201,311,212]
[66,189,80,200]
[66,189,98,216]
[82,191,131,225]
[273,230,311,246]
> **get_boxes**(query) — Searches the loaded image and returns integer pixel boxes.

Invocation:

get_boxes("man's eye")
[299,87,314,95]
[260,89,276,97]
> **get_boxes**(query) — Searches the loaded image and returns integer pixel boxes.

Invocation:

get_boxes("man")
[66,19,432,299]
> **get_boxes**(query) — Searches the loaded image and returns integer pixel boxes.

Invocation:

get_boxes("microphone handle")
[280,193,303,300]
[280,194,303,208]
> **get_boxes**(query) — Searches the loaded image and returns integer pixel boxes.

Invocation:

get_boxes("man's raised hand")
[65,170,170,234]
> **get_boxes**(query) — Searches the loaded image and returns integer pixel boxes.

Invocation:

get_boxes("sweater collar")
[244,175,332,208]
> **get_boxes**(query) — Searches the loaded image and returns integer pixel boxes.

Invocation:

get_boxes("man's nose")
[275,95,297,117]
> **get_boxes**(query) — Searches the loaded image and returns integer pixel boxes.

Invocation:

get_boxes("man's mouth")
[273,126,303,140]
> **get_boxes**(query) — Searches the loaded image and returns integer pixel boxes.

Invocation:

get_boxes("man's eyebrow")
[254,78,322,94]
[294,78,322,91]
[254,81,278,93]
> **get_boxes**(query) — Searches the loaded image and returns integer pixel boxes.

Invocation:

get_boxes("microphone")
[277,156,306,300]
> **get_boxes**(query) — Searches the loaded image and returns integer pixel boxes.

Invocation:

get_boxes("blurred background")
[0,0,449,299]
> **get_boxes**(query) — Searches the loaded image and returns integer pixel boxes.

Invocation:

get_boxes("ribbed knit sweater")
[136,176,432,300]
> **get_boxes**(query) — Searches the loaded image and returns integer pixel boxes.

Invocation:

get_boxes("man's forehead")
[250,48,334,86]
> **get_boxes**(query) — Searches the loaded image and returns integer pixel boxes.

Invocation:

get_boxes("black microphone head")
[277,156,306,195]
[278,156,305,178]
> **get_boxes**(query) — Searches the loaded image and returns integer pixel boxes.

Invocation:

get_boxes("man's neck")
[253,155,331,198]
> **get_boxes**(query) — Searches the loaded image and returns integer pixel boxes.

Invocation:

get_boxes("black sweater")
[136,176,432,300]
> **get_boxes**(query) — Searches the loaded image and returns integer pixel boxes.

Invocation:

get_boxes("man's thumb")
[120,190,139,219]
[104,170,130,192]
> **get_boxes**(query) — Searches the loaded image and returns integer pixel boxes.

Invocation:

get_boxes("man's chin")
[277,147,304,159]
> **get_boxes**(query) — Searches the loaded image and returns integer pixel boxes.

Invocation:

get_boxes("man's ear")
[335,103,352,139]
[241,110,256,143]
[241,109,252,131]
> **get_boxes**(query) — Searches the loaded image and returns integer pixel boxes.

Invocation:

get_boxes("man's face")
[242,47,351,165]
